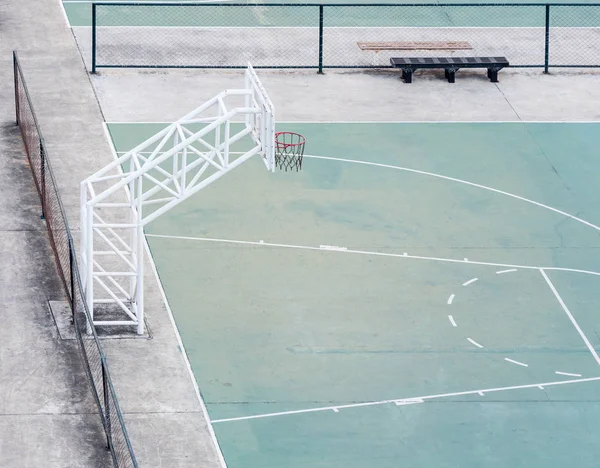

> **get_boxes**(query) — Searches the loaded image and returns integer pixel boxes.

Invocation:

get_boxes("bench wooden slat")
[357,41,473,51]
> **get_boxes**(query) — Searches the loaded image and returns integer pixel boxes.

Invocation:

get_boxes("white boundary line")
[100,122,228,468]
[58,0,71,25]
[468,337,484,348]
[504,358,528,367]
[145,233,600,277]
[540,268,600,366]
[463,277,478,286]
[211,375,600,423]
[143,241,228,467]
[302,155,600,235]
[496,268,518,274]
[75,25,594,30]
[64,0,232,2]
[556,371,582,377]
[108,120,600,125]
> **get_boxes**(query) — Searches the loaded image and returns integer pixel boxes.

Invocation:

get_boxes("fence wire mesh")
[92,2,600,71]
[13,51,138,468]
[549,5,600,67]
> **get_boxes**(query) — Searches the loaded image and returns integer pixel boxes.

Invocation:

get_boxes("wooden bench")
[358,41,473,65]
[357,41,473,52]
[390,56,510,83]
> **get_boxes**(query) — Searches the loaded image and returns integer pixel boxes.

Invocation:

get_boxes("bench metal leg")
[487,67,499,83]
[402,68,413,83]
[446,68,456,83]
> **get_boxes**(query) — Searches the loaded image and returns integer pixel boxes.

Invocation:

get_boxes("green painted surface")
[108,122,600,468]
[65,1,600,27]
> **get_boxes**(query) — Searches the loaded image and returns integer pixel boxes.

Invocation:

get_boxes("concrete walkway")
[0,0,223,466]
[0,21,110,468]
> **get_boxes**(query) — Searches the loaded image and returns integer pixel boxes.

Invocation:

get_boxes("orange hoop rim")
[275,131,306,149]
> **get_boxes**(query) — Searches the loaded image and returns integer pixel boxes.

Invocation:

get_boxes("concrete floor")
[0,0,224,467]
[90,67,600,123]
[0,54,111,468]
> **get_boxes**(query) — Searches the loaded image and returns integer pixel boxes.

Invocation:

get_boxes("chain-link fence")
[13,51,138,468]
[91,2,600,72]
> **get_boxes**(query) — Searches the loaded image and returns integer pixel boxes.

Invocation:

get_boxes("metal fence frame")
[91,2,600,73]
[13,50,138,468]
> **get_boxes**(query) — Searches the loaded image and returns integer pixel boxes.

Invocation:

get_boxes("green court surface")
[108,122,600,468]
[64,1,600,27]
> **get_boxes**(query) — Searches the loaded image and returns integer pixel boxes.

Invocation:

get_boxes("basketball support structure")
[80,65,274,334]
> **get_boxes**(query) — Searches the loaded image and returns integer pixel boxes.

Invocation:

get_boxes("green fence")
[13,51,138,468]
[91,2,600,72]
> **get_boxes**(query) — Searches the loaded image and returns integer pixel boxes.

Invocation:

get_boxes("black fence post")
[40,141,45,219]
[102,359,112,450]
[318,5,324,74]
[13,52,19,125]
[69,241,75,320]
[92,3,97,74]
[544,4,550,73]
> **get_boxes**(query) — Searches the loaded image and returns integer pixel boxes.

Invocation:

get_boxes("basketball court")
[104,118,600,467]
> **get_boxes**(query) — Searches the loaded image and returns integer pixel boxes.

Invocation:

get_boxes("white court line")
[57,0,70,25]
[320,245,347,251]
[467,338,484,349]
[285,121,600,124]
[477,391,484,396]
[100,123,228,468]
[463,278,478,286]
[145,233,600,278]
[303,155,600,236]
[64,0,232,2]
[448,315,457,327]
[540,269,600,367]
[447,294,455,305]
[73,24,599,30]
[395,398,424,406]
[496,268,518,274]
[211,376,600,423]
[111,121,600,125]
[556,371,582,377]
[504,358,529,367]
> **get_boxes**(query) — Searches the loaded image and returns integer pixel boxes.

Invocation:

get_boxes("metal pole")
[318,5,324,74]
[40,141,45,219]
[102,359,111,450]
[92,3,97,74]
[135,176,144,335]
[544,4,550,74]
[13,52,19,125]
[69,240,76,320]
[86,204,94,333]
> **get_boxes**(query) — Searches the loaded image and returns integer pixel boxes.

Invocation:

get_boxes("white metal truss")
[80,65,275,334]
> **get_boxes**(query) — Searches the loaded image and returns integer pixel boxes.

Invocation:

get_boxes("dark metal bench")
[390,57,509,83]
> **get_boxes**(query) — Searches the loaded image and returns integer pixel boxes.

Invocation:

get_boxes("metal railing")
[91,2,600,73]
[13,51,138,468]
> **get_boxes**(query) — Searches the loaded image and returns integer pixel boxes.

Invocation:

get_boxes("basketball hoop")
[275,132,305,172]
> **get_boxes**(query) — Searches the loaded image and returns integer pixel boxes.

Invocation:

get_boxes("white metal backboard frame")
[245,64,275,171]
[80,64,275,334]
